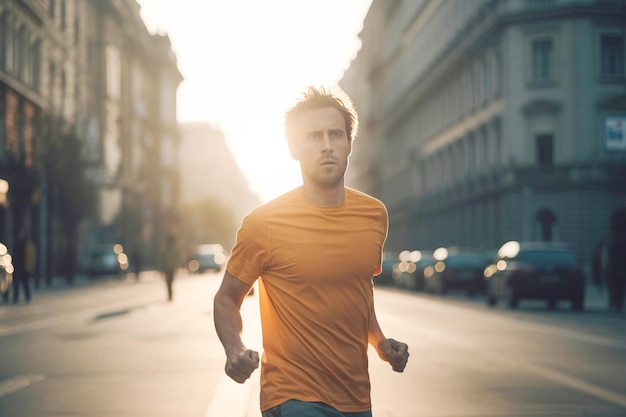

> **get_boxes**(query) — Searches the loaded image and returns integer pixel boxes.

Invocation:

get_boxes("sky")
[136,0,373,203]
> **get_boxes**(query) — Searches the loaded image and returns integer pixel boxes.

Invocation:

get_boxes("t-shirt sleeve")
[226,212,268,285]
[373,202,389,276]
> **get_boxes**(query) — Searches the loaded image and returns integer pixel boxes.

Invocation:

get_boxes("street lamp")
[0,179,9,207]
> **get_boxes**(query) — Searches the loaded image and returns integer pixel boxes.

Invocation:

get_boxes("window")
[467,133,476,172]
[74,83,80,119]
[49,0,56,19]
[3,12,14,73]
[536,134,553,167]
[483,56,491,101]
[32,40,41,92]
[61,0,66,30]
[0,13,9,70]
[61,69,66,112]
[495,49,503,96]
[472,65,480,107]
[74,16,80,46]
[16,27,28,82]
[600,35,624,78]
[532,38,554,81]
[48,60,56,107]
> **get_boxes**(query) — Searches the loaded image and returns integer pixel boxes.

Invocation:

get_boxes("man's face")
[289,107,351,188]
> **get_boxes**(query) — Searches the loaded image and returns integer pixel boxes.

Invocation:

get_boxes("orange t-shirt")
[226,187,388,412]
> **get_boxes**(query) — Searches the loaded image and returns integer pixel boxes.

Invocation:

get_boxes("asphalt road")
[0,272,625,417]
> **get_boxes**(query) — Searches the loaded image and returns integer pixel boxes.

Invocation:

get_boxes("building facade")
[0,0,182,281]
[178,122,261,250]
[342,0,626,268]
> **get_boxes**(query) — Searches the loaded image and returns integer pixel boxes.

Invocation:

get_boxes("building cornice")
[521,99,562,117]
[598,94,626,111]
[13,0,46,25]
[0,73,46,108]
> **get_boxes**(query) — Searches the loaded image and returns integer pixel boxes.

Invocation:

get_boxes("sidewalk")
[2,270,165,303]
[0,270,171,315]
[584,281,611,311]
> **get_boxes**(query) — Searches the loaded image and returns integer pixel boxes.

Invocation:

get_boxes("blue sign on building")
[606,116,626,151]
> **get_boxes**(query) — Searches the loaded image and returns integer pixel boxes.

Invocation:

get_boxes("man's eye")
[329,130,344,138]
[308,132,322,139]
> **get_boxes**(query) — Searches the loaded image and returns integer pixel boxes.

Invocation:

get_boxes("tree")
[179,198,237,258]
[33,115,97,284]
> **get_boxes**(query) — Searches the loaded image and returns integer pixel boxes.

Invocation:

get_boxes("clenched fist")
[378,338,409,373]
[225,347,260,383]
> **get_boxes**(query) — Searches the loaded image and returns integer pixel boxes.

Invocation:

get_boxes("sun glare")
[227,115,302,202]
[138,0,371,202]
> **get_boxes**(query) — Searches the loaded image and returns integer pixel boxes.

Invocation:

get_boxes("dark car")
[424,248,486,296]
[392,250,434,291]
[0,242,13,299]
[374,252,397,286]
[81,244,127,278]
[188,244,227,273]
[484,241,585,310]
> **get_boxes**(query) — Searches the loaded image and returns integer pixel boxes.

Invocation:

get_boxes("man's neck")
[301,182,345,207]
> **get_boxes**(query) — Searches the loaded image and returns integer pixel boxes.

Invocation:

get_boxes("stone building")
[0,0,182,280]
[341,0,626,267]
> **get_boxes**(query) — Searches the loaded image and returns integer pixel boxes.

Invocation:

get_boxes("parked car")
[81,244,127,278]
[374,252,397,286]
[392,250,434,291]
[187,244,227,273]
[0,242,13,300]
[424,247,486,296]
[484,241,585,310]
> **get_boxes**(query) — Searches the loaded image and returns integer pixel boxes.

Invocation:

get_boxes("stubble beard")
[315,167,345,188]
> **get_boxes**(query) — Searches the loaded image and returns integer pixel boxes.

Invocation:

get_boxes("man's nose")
[321,131,333,151]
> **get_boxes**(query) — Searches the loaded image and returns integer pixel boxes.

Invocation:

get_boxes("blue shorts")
[261,400,372,417]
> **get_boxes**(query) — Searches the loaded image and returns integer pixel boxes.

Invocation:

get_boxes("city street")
[1,272,625,417]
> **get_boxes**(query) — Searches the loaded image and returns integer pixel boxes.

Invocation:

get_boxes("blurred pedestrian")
[11,231,31,304]
[213,85,409,417]
[25,237,36,288]
[131,245,143,281]
[607,211,626,312]
[591,240,609,288]
[158,234,180,302]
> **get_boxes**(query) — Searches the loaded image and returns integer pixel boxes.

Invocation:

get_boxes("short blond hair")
[284,85,358,144]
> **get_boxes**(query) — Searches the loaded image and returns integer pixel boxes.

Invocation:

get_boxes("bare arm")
[368,293,409,373]
[213,270,259,383]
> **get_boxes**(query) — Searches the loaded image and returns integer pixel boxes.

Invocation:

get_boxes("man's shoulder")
[346,187,386,209]
[247,188,302,218]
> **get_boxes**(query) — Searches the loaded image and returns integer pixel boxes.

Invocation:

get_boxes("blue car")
[188,244,227,273]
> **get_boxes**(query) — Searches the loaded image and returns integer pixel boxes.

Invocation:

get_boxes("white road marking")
[0,374,45,398]
[0,314,88,337]
[380,310,626,409]
[205,296,262,417]
[204,372,259,417]
[522,363,626,409]
[382,292,626,349]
